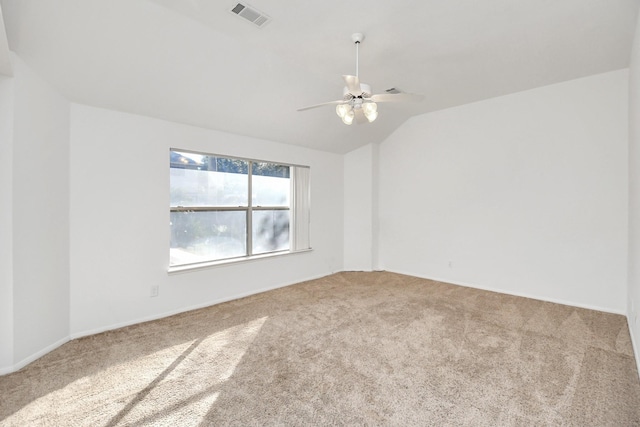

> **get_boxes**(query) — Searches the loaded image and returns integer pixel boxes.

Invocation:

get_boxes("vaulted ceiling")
[0,0,638,153]
[0,5,11,76]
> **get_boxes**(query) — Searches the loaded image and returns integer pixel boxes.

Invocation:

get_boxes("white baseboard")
[0,336,69,376]
[384,269,626,315]
[629,317,640,381]
[1,273,332,376]
[69,272,331,340]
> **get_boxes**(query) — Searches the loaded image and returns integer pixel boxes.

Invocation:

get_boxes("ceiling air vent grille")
[230,3,271,28]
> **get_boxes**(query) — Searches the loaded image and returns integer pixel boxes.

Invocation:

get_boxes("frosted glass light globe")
[342,109,355,125]
[363,102,377,115]
[336,104,350,118]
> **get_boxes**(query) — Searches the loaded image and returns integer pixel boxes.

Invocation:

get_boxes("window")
[169,149,310,268]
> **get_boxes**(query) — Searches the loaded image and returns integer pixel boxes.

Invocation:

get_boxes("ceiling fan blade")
[370,93,424,103]
[297,100,346,112]
[343,75,361,95]
[354,108,368,124]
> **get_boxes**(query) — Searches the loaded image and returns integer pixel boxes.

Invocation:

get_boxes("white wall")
[344,143,376,271]
[0,74,14,372]
[628,11,640,366]
[69,104,344,337]
[379,70,629,313]
[10,54,70,366]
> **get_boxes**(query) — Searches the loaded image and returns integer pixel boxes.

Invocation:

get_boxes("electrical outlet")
[150,285,159,298]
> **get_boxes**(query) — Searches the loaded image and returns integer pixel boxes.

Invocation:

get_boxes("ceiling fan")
[297,33,423,125]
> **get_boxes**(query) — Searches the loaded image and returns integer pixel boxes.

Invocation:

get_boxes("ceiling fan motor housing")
[343,83,372,100]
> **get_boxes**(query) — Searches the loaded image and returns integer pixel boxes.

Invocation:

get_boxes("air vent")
[230,3,271,28]
[385,88,401,94]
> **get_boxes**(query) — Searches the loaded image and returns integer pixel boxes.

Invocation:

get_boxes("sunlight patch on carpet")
[3,317,268,426]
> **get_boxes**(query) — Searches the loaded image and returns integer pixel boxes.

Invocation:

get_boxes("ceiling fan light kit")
[297,32,423,125]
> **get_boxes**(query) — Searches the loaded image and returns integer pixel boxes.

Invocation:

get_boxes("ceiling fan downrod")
[352,33,364,78]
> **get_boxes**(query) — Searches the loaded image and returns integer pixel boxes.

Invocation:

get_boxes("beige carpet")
[1,272,639,426]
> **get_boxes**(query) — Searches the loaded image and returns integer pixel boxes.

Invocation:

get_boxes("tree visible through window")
[169,150,309,267]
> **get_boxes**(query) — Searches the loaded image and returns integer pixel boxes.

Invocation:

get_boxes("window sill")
[167,248,313,275]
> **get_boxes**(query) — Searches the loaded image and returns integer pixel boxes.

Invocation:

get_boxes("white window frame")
[169,149,311,272]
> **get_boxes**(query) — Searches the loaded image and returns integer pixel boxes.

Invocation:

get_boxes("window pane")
[252,210,290,255]
[170,151,248,207]
[252,162,290,178]
[252,162,290,207]
[170,210,246,265]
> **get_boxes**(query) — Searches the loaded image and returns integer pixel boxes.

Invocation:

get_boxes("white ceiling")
[0,0,638,153]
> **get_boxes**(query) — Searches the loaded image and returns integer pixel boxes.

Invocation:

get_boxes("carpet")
[1,272,639,426]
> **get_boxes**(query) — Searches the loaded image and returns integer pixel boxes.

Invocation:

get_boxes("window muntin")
[170,150,299,267]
